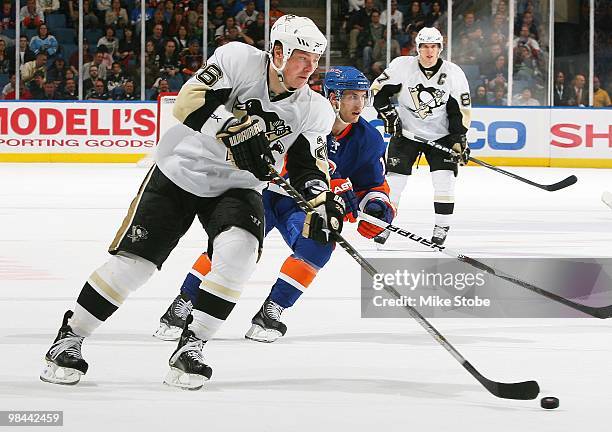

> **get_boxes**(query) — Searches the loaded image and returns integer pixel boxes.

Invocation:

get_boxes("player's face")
[283,49,320,89]
[418,43,440,68]
[338,90,367,124]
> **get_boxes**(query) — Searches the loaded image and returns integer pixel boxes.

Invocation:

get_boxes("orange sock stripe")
[280,256,317,288]
[192,253,212,277]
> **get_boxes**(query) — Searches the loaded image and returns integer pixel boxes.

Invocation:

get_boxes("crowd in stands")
[0,0,608,106]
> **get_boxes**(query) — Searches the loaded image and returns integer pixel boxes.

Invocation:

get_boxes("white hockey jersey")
[371,55,471,141]
[155,42,335,197]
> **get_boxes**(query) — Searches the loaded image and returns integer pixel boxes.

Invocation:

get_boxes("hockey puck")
[540,396,559,409]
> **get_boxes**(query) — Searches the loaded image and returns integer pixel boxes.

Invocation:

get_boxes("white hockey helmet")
[268,14,327,78]
[415,27,444,54]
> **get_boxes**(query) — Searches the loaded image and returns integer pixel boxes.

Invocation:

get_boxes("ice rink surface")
[1,163,611,431]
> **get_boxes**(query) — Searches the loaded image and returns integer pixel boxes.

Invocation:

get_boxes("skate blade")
[244,324,282,343]
[163,367,208,390]
[39,360,83,385]
[153,324,182,341]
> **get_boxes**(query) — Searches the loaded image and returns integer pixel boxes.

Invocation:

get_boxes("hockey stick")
[603,191,612,210]
[359,212,612,319]
[268,165,539,400]
[401,130,577,192]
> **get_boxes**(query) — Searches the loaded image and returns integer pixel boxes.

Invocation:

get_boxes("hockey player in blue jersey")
[154,66,395,343]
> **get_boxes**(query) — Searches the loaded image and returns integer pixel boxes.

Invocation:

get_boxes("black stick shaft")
[359,212,612,319]
[401,130,577,192]
[269,165,539,400]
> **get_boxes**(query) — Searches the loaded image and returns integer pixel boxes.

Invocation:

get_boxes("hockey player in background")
[371,27,471,245]
[154,66,394,344]
[40,15,345,390]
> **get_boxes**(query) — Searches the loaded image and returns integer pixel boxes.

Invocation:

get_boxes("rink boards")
[0,98,610,167]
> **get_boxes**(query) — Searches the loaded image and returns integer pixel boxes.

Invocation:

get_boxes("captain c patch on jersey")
[407,84,445,119]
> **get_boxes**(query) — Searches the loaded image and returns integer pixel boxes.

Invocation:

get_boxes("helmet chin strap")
[268,53,297,93]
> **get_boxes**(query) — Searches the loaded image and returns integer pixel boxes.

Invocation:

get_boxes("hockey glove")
[357,198,395,239]
[330,178,358,223]
[377,104,402,137]
[443,133,470,166]
[217,116,274,180]
[302,191,346,244]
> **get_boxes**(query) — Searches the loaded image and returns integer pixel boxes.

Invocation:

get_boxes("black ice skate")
[154,292,193,341]
[245,297,287,343]
[164,315,212,390]
[40,310,88,385]
[431,224,450,246]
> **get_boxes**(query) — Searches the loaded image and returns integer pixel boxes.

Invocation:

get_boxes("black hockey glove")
[377,104,402,137]
[217,116,274,181]
[302,191,346,244]
[443,133,470,166]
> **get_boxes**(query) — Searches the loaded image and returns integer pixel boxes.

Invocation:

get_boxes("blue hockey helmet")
[323,66,371,103]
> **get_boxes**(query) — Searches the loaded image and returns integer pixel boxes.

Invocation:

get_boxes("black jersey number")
[437,73,447,85]
[460,92,471,106]
[196,64,223,86]
[375,71,390,84]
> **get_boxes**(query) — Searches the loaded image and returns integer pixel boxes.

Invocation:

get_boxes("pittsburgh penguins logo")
[407,84,445,119]
[315,135,327,161]
[234,99,292,153]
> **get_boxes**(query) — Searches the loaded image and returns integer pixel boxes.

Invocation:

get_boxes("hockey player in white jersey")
[40,15,343,390]
[371,27,471,245]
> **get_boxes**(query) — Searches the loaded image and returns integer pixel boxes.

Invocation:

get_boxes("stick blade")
[545,175,577,192]
[602,191,612,209]
[592,304,612,319]
[486,380,540,400]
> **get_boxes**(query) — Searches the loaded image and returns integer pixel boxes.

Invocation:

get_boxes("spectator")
[83,0,100,29]
[224,0,243,18]
[98,26,119,57]
[20,51,47,83]
[95,0,112,20]
[40,81,61,100]
[1,73,14,97]
[215,16,241,43]
[186,2,203,29]
[348,0,376,60]
[18,35,36,65]
[480,43,504,77]
[513,45,541,84]
[380,0,403,35]
[236,1,258,29]
[0,1,15,30]
[425,1,445,28]
[515,10,538,40]
[37,0,60,15]
[117,26,138,64]
[105,0,128,28]
[147,9,166,35]
[106,61,127,93]
[114,79,138,100]
[4,79,32,99]
[220,24,254,46]
[62,78,78,100]
[454,34,482,65]
[571,73,586,107]
[83,64,100,94]
[173,25,189,52]
[149,23,165,53]
[130,0,153,33]
[83,49,108,80]
[490,85,507,106]
[28,70,45,98]
[553,71,575,106]
[179,38,203,77]
[29,23,58,57]
[0,38,14,74]
[47,56,73,83]
[144,39,160,88]
[404,1,425,33]
[86,78,109,100]
[19,0,44,29]
[512,87,540,106]
[167,10,186,37]
[158,38,181,78]
[370,27,400,77]
[348,0,364,13]
[473,84,488,106]
[269,0,284,20]
[486,54,508,91]
[513,25,540,58]
[487,13,508,39]
[245,13,265,49]
[209,5,226,32]
[148,77,169,100]
[361,10,385,74]
[593,76,611,107]
[162,0,174,24]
